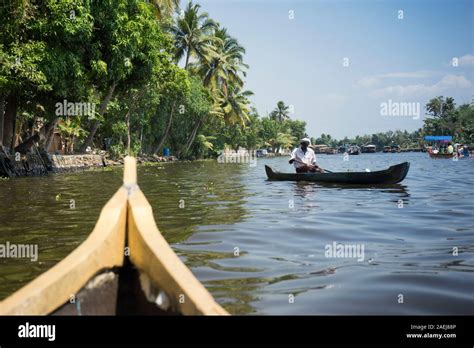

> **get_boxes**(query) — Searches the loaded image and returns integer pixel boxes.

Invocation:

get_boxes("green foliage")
[58,117,87,153]
[422,97,473,145]
[0,0,309,159]
[169,1,218,69]
[206,105,306,154]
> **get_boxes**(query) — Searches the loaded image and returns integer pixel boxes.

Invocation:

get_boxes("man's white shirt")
[290,147,317,168]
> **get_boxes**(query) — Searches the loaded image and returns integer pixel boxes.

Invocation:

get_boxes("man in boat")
[289,138,324,173]
[447,142,454,154]
[463,145,470,157]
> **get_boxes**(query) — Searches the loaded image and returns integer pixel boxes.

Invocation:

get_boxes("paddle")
[291,158,333,173]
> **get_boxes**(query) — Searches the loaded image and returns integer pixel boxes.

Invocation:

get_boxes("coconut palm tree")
[265,132,296,152]
[150,0,180,19]
[196,25,248,94]
[181,86,252,156]
[216,86,253,126]
[180,21,250,155]
[169,1,218,70]
[58,117,87,154]
[270,101,291,122]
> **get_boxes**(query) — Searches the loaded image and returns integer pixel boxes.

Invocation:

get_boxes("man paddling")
[289,138,324,173]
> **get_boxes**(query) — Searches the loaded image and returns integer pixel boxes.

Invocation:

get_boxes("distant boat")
[310,145,338,154]
[428,152,454,159]
[361,144,376,153]
[325,148,338,155]
[391,145,401,153]
[383,145,400,153]
[311,144,330,154]
[348,145,360,155]
[424,135,456,159]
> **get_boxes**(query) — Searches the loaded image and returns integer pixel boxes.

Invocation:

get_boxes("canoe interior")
[265,162,410,184]
[53,263,177,315]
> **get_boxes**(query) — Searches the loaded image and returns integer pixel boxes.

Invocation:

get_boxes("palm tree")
[277,132,296,150]
[196,25,248,94]
[58,117,87,154]
[216,86,253,126]
[169,1,218,70]
[265,132,296,152]
[181,87,252,156]
[150,0,180,19]
[270,101,290,122]
[179,21,250,155]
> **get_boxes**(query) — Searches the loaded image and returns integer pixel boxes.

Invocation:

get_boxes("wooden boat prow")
[0,157,228,315]
[127,185,227,315]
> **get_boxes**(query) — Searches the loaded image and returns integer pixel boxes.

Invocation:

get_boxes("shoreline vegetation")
[1,2,473,177]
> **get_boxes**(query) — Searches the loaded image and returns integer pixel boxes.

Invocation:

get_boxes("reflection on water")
[0,153,473,314]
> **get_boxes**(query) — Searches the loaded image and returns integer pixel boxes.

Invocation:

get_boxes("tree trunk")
[139,121,144,155]
[184,49,191,70]
[15,133,40,154]
[30,114,37,138]
[79,82,117,152]
[3,95,18,153]
[182,117,203,156]
[125,107,132,155]
[0,95,4,148]
[44,117,60,153]
[15,117,59,153]
[154,101,176,154]
[123,89,145,155]
[11,114,17,150]
[15,120,24,148]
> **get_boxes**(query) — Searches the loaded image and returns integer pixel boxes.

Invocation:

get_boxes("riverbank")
[0,152,178,178]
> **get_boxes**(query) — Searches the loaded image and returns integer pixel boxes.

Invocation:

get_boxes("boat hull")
[265,162,410,184]
[429,153,454,159]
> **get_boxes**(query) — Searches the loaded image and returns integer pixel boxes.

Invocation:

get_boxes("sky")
[198,0,474,139]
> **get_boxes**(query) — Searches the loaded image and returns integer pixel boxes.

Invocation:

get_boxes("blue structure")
[424,135,453,141]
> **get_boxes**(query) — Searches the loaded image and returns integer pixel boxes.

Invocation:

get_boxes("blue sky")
[198,0,474,138]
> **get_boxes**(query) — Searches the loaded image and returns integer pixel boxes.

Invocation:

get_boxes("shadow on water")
[291,181,410,193]
[290,181,410,208]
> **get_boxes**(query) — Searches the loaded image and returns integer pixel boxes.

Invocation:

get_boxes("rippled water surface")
[1,153,473,314]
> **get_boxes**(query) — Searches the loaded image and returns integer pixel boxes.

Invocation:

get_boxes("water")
[1,153,473,314]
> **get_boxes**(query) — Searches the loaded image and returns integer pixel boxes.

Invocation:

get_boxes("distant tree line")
[311,97,474,150]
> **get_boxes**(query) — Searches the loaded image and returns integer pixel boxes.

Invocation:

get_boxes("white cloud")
[369,74,472,98]
[381,71,437,78]
[458,54,474,66]
[356,77,379,88]
[355,70,438,88]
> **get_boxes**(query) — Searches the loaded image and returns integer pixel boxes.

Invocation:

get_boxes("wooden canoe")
[428,152,454,159]
[265,162,410,184]
[0,157,228,315]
